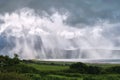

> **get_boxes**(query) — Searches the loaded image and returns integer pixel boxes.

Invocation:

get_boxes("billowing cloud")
[0,0,120,25]
[0,0,120,59]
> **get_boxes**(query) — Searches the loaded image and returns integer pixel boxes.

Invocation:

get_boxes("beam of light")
[0,8,120,59]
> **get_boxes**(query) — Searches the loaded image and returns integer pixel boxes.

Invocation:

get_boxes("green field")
[27,63,69,71]
[22,60,120,80]
[27,61,120,70]
[1,55,120,80]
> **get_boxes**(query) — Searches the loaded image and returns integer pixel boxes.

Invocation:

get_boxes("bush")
[25,73,42,80]
[70,62,88,73]
[1,63,40,74]
[69,62,103,74]
[0,54,20,67]
[87,66,102,74]
[106,66,120,74]
[0,72,31,80]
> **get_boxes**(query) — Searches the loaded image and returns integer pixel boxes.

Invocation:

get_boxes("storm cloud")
[0,0,120,25]
[0,0,120,59]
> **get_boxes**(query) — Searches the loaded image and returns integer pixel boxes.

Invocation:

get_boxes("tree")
[13,54,20,64]
[0,56,5,67]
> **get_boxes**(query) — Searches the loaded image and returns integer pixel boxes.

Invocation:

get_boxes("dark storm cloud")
[0,0,32,13]
[0,0,120,25]
[24,0,120,25]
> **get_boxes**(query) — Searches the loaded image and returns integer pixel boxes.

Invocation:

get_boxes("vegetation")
[0,54,120,80]
[69,62,103,74]
[27,63,68,71]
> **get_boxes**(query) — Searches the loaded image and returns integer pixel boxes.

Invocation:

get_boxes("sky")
[0,0,120,25]
[0,0,120,59]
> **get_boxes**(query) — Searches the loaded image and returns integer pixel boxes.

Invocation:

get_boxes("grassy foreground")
[1,55,120,80]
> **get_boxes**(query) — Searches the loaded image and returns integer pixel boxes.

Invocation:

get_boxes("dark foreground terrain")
[0,55,120,80]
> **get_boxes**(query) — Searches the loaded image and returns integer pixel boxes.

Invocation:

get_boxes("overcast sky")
[0,0,120,25]
[0,0,120,46]
[0,0,120,59]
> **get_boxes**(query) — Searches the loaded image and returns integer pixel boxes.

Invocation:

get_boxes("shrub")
[0,72,31,80]
[69,62,103,74]
[87,66,102,74]
[106,66,120,74]
[70,62,88,73]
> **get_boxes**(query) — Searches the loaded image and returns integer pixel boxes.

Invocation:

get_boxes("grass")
[25,60,120,72]
[87,63,120,68]
[27,63,69,71]
[46,74,83,80]
[23,61,120,79]
[1,55,120,80]
[1,59,120,80]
